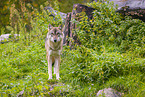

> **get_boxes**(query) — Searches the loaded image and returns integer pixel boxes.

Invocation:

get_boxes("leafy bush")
[61,46,145,84]
[61,1,145,96]
[74,1,145,57]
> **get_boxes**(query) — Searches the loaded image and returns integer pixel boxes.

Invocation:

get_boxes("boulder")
[105,0,145,22]
[72,4,95,20]
[108,0,145,10]
[0,34,20,43]
[96,88,122,97]
[44,7,66,23]
[0,34,11,41]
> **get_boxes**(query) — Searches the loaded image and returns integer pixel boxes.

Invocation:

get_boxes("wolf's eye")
[50,33,53,36]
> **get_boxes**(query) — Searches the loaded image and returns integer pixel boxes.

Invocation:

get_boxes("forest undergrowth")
[0,1,145,96]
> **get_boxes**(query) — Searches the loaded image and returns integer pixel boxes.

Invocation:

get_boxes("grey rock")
[0,34,11,41]
[44,7,66,23]
[0,34,20,43]
[107,0,145,10]
[17,90,24,97]
[100,0,145,22]
[96,88,122,97]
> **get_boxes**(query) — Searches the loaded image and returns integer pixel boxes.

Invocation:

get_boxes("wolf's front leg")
[54,56,60,80]
[48,56,52,79]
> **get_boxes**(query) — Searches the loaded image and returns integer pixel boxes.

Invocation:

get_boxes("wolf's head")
[47,24,63,43]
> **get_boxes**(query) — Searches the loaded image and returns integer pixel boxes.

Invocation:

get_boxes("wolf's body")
[45,24,63,80]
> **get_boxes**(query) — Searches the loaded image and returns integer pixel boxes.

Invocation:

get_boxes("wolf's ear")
[48,24,53,31]
[58,24,63,30]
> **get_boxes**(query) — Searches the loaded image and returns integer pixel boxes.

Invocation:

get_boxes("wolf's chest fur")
[45,40,62,56]
[48,50,61,56]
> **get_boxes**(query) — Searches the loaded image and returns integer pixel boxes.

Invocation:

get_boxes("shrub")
[61,46,145,83]
[73,1,145,57]
[60,1,145,96]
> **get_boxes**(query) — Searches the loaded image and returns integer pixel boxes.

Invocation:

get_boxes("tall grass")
[0,1,145,96]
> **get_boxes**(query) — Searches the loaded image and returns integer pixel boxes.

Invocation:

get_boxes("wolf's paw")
[56,77,60,80]
[48,77,52,80]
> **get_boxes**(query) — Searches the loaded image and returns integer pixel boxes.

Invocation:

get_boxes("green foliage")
[6,1,63,45]
[105,73,145,96]
[74,1,145,57]
[0,1,145,97]
[0,1,10,35]
[61,46,145,83]
[61,1,145,96]
[0,0,92,34]
[58,0,85,13]
[0,0,48,35]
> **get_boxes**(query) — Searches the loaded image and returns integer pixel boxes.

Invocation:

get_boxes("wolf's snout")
[54,39,57,42]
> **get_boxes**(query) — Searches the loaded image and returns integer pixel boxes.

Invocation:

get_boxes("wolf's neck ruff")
[49,45,61,51]
[48,40,61,51]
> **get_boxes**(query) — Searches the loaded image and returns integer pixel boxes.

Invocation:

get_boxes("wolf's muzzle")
[54,39,57,42]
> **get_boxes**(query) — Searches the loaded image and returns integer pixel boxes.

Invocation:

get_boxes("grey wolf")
[45,24,64,80]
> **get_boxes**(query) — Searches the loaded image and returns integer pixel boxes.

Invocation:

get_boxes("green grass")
[0,37,144,96]
[0,1,145,97]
